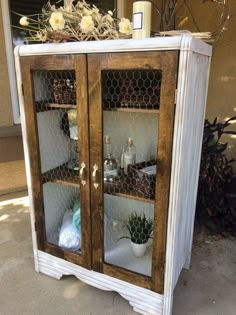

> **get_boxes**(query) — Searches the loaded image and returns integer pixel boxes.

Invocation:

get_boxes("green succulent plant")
[122,212,154,244]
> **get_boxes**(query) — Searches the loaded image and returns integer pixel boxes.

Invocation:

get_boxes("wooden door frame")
[88,51,178,293]
[20,54,91,269]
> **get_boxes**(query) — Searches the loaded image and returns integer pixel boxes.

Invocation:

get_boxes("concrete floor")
[0,191,235,315]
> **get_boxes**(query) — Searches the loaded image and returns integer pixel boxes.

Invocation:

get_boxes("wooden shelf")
[106,191,155,204]
[45,103,77,109]
[42,164,80,188]
[104,182,155,204]
[103,107,159,114]
[36,102,77,112]
[42,164,155,203]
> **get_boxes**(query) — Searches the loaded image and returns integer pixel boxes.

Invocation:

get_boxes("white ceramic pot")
[130,241,148,257]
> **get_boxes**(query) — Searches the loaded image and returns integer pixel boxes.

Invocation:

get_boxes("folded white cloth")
[58,209,81,251]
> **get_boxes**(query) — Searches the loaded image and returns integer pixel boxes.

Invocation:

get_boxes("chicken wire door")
[20,55,91,269]
[88,51,178,293]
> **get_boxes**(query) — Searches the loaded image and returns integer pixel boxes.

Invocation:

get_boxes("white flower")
[77,2,84,9]
[108,10,113,16]
[92,5,100,15]
[119,18,132,35]
[19,16,29,27]
[92,6,101,22]
[83,8,92,16]
[49,12,65,31]
[103,14,113,24]
[35,31,47,42]
[80,15,94,33]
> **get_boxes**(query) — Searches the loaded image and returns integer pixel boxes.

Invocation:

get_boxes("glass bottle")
[123,137,136,175]
[104,135,118,181]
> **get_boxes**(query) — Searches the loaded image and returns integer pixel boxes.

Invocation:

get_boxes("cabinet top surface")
[15,35,212,58]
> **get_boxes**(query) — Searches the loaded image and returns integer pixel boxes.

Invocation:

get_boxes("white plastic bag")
[58,209,81,251]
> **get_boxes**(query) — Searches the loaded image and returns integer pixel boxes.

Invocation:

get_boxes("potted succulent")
[122,212,154,257]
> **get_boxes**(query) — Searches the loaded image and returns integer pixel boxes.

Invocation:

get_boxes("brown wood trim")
[20,55,76,70]
[103,264,151,290]
[20,54,91,270]
[105,108,160,114]
[151,51,179,293]
[42,164,80,187]
[49,180,80,188]
[88,52,166,273]
[44,104,77,109]
[20,57,45,251]
[88,51,178,292]
[45,242,84,266]
[75,55,92,269]
[88,55,104,272]
[104,191,155,204]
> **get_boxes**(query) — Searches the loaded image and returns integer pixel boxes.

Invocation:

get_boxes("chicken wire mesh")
[32,70,81,253]
[31,67,160,272]
[33,70,76,106]
[103,69,161,110]
[33,70,80,181]
[102,69,160,275]
[43,183,81,253]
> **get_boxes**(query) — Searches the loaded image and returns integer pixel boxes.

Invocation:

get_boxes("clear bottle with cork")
[122,137,136,175]
[104,135,118,181]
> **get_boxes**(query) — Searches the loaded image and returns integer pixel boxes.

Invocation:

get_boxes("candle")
[132,1,152,39]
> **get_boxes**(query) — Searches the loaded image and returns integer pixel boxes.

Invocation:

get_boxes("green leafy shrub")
[196,116,236,235]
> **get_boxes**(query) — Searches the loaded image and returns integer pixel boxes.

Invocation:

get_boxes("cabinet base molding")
[37,251,164,315]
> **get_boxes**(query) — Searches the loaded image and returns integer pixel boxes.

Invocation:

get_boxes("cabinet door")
[88,51,178,292]
[20,55,91,269]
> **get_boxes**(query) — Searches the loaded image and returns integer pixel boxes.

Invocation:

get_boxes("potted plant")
[122,212,154,257]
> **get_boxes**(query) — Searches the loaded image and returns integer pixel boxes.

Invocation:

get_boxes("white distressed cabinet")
[15,36,211,315]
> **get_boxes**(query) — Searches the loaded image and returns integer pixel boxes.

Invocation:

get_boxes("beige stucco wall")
[125,1,236,162]
[192,1,236,162]
[0,1,13,127]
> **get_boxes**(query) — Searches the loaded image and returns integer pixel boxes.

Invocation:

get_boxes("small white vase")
[130,241,148,257]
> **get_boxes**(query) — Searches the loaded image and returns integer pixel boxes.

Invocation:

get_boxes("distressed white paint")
[15,36,212,57]
[14,46,39,271]
[38,250,164,315]
[15,36,212,315]
[163,40,212,315]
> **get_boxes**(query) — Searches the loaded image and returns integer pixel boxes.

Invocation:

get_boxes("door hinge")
[22,83,24,96]
[34,222,37,232]
[174,89,178,104]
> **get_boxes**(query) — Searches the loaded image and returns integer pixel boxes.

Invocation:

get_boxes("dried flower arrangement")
[13,0,132,43]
